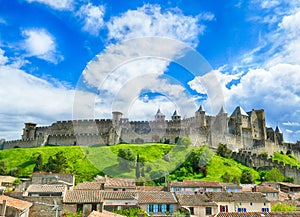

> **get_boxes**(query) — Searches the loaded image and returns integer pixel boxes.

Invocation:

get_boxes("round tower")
[112,111,123,126]
[195,105,206,127]
[22,122,37,140]
[171,110,181,121]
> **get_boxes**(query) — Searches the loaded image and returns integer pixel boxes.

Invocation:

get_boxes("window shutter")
[225,205,228,212]
[169,204,173,213]
[162,204,167,213]
[147,205,150,213]
[220,205,222,212]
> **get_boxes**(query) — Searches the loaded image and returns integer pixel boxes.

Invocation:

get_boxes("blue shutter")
[238,208,241,212]
[147,205,150,213]
[169,204,173,213]
[154,204,158,213]
[244,208,246,212]
[162,204,167,213]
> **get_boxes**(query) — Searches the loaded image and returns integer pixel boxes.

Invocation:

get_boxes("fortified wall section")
[232,151,300,184]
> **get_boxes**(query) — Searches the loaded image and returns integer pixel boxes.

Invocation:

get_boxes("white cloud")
[77,3,105,36]
[0,49,8,65]
[26,0,73,10]
[107,4,213,48]
[22,28,63,64]
[0,65,76,140]
[261,0,280,9]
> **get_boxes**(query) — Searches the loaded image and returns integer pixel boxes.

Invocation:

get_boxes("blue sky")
[0,0,300,142]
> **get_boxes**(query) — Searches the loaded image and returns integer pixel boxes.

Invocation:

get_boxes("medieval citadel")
[1,105,297,154]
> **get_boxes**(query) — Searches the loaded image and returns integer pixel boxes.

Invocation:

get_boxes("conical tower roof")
[173,110,179,116]
[156,108,164,116]
[197,105,205,112]
[218,106,227,114]
[275,126,282,134]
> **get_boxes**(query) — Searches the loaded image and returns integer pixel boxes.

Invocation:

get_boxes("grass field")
[273,152,300,168]
[0,143,260,183]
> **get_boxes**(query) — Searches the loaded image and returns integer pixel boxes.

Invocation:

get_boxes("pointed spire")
[156,108,163,115]
[198,105,205,112]
[231,106,248,117]
[218,106,227,114]
[173,110,179,116]
[275,126,282,134]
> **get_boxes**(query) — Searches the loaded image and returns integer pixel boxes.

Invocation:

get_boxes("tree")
[43,152,69,173]
[179,136,192,147]
[0,160,7,175]
[240,171,254,184]
[265,168,284,182]
[136,154,140,179]
[216,144,232,158]
[33,154,43,172]
[272,202,296,212]
[117,148,136,171]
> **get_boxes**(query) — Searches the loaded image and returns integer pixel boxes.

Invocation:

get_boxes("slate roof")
[88,210,125,217]
[206,192,269,203]
[197,105,205,112]
[230,106,248,117]
[170,180,222,188]
[176,194,217,206]
[26,184,66,193]
[220,183,242,189]
[138,191,177,204]
[0,195,32,211]
[64,190,137,203]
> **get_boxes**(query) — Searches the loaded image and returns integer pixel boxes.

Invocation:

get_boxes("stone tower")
[195,105,206,127]
[112,111,123,127]
[22,123,37,140]
[275,125,283,144]
[171,110,181,121]
[155,108,165,122]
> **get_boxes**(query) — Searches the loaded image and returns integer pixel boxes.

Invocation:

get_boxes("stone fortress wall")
[232,150,300,184]
[1,105,295,155]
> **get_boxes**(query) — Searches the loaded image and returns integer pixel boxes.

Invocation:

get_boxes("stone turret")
[275,125,283,144]
[195,105,206,127]
[112,111,123,127]
[155,108,165,122]
[171,110,181,121]
[22,123,37,140]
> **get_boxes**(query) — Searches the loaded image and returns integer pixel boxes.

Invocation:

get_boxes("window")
[205,207,212,215]
[77,204,83,213]
[237,208,247,213]
[92,204,97,211]
[220,205,228,212]
[250,202,253,206]
[147,204,173,213]
[262,208,270,212]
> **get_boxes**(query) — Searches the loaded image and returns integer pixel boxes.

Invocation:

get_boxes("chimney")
[1,200,7,216]
[99,199,104,213]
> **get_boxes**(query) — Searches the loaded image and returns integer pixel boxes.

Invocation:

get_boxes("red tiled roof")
[88,210,125,217]
[138,191,177,204]
[206,192,269,203]
[26,184,66,193]
[64,190,137,203]
[176,194,217,206]
[0,195,32,211]
[171,180,221,188]
[213,212,300,217]
[75,182,103,190]
[255,186,279,193]
[105,178,136,188]
[136,186,165,191]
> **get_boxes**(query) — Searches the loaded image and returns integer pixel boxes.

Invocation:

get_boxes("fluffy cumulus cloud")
[189,7,300,142]
[26,0,73,10]
[22,28,63,64]
[0,49,77,140]
[107,4,214,47]
[76,3,105,35]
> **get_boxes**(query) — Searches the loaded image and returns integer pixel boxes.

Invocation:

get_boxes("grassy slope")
[272,152,300,168]
[0,144,259,183]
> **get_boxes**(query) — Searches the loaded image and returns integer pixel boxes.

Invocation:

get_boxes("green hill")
[0,144,260,184]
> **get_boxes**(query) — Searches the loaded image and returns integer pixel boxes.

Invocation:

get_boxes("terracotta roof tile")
[176,194,217,206]
[206,192,269,203]
[88,210,125,217]
[64,190,137,203]
[136,186,165,191]
[213,212,300,217]
[105,178,136,188]
[255,186,279,193]
[75,182,103,190]
[0,195,32,211]
[138,191,177,204]
[171,180,221,188]
[26,184,66,193]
